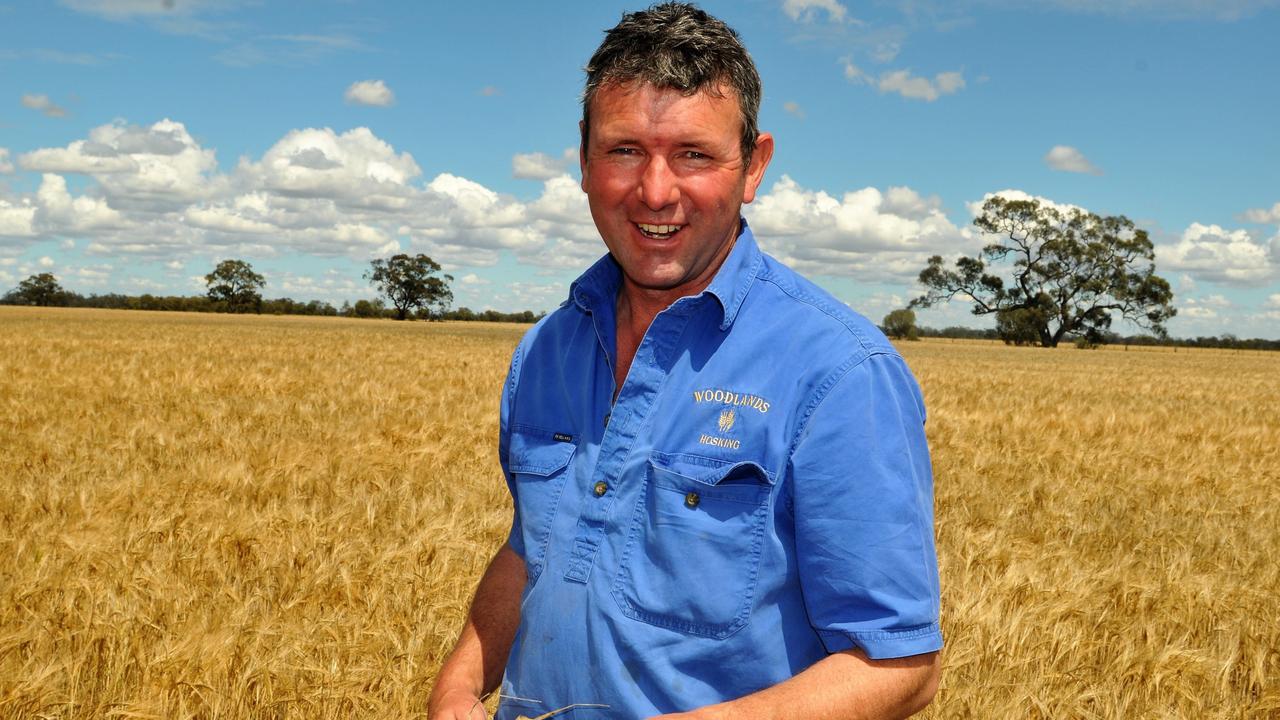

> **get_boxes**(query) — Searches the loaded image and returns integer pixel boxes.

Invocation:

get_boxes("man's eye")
[610,147,638,156]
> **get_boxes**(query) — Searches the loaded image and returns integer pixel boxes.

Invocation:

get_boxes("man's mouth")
[636,223,683,240]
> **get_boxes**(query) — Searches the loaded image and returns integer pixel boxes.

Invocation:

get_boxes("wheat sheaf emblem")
[718,408,736,433]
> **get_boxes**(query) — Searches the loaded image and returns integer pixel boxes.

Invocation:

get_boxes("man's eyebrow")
[596,134,718,148]
[600,136,640,146]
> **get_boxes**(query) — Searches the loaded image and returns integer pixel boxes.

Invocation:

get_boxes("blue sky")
[2,0,1278,338]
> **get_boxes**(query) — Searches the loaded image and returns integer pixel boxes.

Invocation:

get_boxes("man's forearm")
[428,542,526,718]
[658,648,940,720]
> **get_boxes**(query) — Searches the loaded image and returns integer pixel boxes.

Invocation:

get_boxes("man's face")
[580,82,773,301]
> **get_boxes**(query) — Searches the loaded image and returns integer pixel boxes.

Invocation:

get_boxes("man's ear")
[579,120,589,193]
[742,132,774,205]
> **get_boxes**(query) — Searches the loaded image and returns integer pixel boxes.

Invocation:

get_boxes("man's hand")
[427,687,488,720]
[427,543,527,720]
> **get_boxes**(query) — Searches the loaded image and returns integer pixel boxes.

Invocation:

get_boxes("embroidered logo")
[691,388,770,414]
[699,434,741,450]
[699,408,742,450]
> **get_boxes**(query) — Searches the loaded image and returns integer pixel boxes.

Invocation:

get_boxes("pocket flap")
[508,427,576,476]
[649,451,774,487]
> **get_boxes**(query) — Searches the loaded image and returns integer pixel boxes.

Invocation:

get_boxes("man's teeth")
[638,223,680,237]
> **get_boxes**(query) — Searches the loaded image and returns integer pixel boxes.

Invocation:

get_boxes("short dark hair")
[582,2,762,165]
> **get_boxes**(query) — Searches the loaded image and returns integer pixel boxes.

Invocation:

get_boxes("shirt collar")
[568,217,763,331]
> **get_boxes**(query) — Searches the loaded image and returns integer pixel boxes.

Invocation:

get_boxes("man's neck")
[608,222,742,397]
[611,252,729,398]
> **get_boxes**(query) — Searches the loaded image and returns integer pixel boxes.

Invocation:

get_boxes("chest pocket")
[611,451,773,640]
[507,425,576,583]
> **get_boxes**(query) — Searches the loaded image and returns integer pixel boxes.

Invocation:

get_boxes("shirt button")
[603,412,611,428]
[594,481,608,497]
[685,491,700,508]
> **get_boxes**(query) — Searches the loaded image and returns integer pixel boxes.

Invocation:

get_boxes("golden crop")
[2,307,1277,718]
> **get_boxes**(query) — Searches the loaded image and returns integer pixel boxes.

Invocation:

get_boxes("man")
[429,4,942,718]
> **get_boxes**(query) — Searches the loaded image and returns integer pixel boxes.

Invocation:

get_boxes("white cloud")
[522,175,601,269]
[857,292,908,316]
[344,80,395,107]
[0,197,37,238]
[871,41,902,64]
[240,126,419,207]
[1179,294,1232,321]
[404,173,544,265]
[513,152,570,181]
[21,94,68,118]
[274,270,364,300]
[745,175,970,279]
[60,0,248,38]
[491,281,566,311]
[2,117,608,274]
[1180,305,1217,319]
[0,149,12,174]
[20,119,223,212]
[1158,222,1275,285]
[1241,201,1280,224]
[20,144,139,174]
[215,34,363,67]
[1044,145,1102,175]
[843,58,870,84]
[183,205,277,235]
[67,263,114,283]
[1263,294,1280,310]
[60,0,220,19]
[35,174,130,234]
[5,48,113,65]
[783,101,806,119]
[935,72,965,94]
[783,0,849,23]
[877,69,966,102]
[38,256,55,268]
[965,188,1084,218]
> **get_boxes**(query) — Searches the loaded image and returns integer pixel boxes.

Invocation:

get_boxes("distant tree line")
[2,257,544,324]
[878,312,1280,352]
[5,261,1274,348]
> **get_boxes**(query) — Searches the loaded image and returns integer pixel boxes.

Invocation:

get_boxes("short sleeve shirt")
[495,221,942,720]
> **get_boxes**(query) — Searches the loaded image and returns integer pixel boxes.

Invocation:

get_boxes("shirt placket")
[563,302,693,584]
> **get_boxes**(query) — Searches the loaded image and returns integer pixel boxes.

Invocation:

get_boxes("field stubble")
[1,307,1277,718]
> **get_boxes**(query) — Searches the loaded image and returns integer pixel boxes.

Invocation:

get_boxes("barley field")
[1,306,1277,719]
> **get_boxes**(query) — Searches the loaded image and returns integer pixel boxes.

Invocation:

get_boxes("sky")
[2,0,1278,338]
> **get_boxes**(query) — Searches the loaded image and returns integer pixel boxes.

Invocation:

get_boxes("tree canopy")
[365,253,453,321]
[5,273,69,307]
[910,196,1176,348]
[882,308,919,341]
[205,259,266,313]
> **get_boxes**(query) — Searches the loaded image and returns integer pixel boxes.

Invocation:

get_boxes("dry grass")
[912,339,1280,718]
[1,307,1277,718]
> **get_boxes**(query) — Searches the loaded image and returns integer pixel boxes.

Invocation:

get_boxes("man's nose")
[638,157,678,210]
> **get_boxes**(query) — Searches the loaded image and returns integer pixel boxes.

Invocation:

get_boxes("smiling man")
[428,4,942,719]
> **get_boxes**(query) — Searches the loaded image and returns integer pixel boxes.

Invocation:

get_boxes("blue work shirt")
[495,221,941,720]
